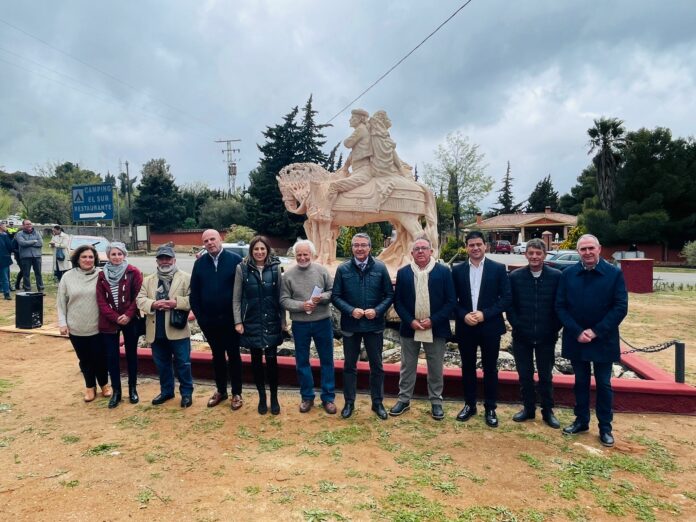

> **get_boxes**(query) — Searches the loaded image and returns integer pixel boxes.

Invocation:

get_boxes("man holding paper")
[280,240,335,414]
[390,237,455,420]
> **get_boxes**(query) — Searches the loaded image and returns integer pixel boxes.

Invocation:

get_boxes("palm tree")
[587,117,626,211]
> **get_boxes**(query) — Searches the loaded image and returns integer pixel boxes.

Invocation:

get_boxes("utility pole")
[215,139,241,195]
[125,160,134,250]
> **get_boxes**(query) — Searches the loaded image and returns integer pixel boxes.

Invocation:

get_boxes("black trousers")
[458,330,501,410]
[102,321,140,392]
[342,331,384,404]
[512,339,555,411]
[250,346,278,396]
[20,257,43,291]
[69,333,108,389]
[202,323,242,395]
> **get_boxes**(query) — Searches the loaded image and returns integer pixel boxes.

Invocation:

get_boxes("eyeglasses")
[352,243,370,248]
[412,246,430,252]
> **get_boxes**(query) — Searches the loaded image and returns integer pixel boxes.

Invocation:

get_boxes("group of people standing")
[55,226,627,448]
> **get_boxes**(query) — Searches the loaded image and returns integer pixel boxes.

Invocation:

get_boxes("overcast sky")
[2,1,695,210]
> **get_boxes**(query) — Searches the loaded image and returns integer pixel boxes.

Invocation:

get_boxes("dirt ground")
[1,291,696,521]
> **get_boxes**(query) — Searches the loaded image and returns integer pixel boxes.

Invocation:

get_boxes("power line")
[325,0,475,124]
[0,16,226,135]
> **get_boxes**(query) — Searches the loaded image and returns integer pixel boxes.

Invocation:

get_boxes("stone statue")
[277,109,438,273]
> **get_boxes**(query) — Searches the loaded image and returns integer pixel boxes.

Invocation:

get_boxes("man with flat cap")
[136,245,194,407]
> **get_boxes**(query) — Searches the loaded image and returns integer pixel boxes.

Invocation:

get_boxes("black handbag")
[56,248,65,261]
[169,308,188,329]
[135,311,147,337]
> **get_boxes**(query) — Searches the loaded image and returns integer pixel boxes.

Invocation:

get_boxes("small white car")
[513,241,527,254]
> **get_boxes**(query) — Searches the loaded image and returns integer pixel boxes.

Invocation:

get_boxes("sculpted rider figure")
[329,108,372,195]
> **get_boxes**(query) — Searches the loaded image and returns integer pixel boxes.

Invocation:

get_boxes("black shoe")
[512,408,535,422]
[108,390,122,409]
[456,404,477,422]
[599,431,615,447]
[258,396,268,415]
[128,386,139,404]
[270,396,280,415]
[388,401,410,416]
[431,404,444,421]
[180,396,193,408]
[3,294,10,300]
[151,393,174,405]
[485,409,498,428]
[562,420,590,435]
[372,403,388,420]
[341,401,355,419]
[541,409,560,429]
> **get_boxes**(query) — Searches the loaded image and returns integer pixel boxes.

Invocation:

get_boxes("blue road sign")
[72,183,114,221]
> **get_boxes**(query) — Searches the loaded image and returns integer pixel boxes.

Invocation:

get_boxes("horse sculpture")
[277,162,438,271]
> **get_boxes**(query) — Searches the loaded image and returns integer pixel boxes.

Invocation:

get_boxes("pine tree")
[489,161,523,215]
[132,158,185,232]
[526,175,559,212]
[246,97,330,239]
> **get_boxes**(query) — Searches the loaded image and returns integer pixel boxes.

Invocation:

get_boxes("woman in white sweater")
[57,244,110,402]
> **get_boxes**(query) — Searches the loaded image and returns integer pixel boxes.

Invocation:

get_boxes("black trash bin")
[16,292,44,329]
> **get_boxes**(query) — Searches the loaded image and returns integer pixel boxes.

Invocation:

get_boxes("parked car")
[196,242,250,259]
[543,250,581,270]
[68,235,110,265]
[492,240,512,254]
[512,241,527,254]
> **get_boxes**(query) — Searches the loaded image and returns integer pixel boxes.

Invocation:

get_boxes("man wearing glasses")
[332,232,394,419]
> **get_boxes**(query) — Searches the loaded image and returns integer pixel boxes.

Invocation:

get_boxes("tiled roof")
[466,211,577,229]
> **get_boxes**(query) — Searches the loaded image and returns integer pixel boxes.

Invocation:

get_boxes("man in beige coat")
[136,245,194,407]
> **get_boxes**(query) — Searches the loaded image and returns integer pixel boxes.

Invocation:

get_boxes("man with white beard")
[280,240,336,414]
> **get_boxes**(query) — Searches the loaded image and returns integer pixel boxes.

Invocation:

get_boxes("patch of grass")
[84,442,120,456]
[0,402,14,412]
[137,488,154,504]
[395,449,452,471]
[244,485,261,496]
[318,480,339,493]
[456,505,521,521]
[117,415,152,430]
[563,505,590,522]
[0,378,13,395]
[354,498,378,511]
[236,425,254,439]
[0,435,15,447]
[315,424,369,446]
[144,451,166,464]
[448,468,486,484]
[59,479,79,488]
[377,429,400,452]
[630,435,678,472]
[380,490,446,521]
[61,434,80,444]
[330,447,342,462]
[302,509,347,521]
[518,452,544,470]
[257,437,288,452]
[297,446,319,457]
[432,480,458,495]
[683,491,696,501]
[193,419,224,433]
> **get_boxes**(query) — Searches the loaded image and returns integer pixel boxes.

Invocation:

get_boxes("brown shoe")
[207,391,228,408]
[231,394,243,410]
[84,387,96,402]
[299,399,314,413]
[101,384,112,398]
[322,401,337,414]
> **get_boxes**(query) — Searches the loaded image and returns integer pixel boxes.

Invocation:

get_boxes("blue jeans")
[151,337,194,397]
[0,266,10,296]
[342,331,384,404]
[571,360,613,433]
[292,318,335,403]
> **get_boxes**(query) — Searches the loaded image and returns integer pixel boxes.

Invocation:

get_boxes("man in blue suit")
[556,234,628,447]
[390,237,455,420]
[452,231,511,427]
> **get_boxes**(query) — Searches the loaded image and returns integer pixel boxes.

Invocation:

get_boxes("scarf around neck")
[104,261,128,285]
[410,256,437,343]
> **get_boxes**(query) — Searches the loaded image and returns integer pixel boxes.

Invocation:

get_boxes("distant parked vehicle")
[69,235,110,266]
[196,242,250,259]
[543,250,580,270]
[513,241,527,254]
[492,240,512,254]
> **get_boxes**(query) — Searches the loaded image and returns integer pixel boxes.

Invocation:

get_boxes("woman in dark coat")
[233,236,284,415]
[96,242,144,408]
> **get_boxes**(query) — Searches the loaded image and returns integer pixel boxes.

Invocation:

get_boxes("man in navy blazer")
[452,231,511,427]
[555,234,628,447]
[390,237,455,420]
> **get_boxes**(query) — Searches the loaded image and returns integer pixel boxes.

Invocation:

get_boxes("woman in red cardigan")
[96,242,144,408]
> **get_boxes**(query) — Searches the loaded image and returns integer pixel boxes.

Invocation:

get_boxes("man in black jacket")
[190,230,243,410]
[507,238,562,428]
[332,233,394,420]
[452,231,511,427]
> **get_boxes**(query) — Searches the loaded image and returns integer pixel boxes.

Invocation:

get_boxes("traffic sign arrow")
[79,212,107,219]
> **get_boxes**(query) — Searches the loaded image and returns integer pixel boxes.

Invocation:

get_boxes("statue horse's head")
[277,162,331,214]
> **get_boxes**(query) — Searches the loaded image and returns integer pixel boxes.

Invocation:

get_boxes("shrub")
[224,225,256,243]
[439,237,466,263]
[682,241,696,266]
[558,225,587,250]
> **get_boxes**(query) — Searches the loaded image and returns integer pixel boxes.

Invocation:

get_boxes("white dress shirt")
[469,258,485,310]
